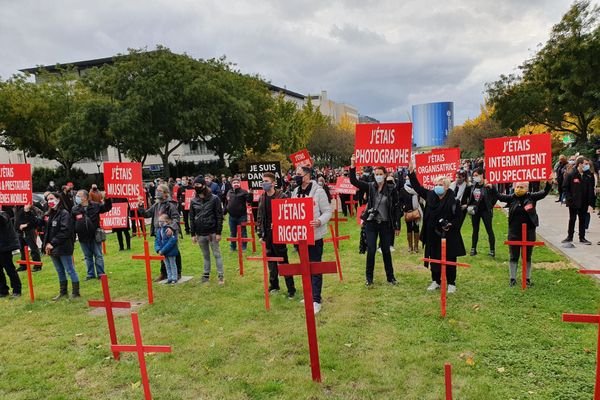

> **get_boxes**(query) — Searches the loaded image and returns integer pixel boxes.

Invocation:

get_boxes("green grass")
[1,209,599,399]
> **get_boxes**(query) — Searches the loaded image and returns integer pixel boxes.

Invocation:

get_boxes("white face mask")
[473,176,482,184]
[375,175,384,183]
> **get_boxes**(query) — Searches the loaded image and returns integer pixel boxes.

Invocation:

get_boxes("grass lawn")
[1,209,599,399]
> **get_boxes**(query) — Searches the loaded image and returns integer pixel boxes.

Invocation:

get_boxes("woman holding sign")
[349,156,400,287]
[407,164,466,293]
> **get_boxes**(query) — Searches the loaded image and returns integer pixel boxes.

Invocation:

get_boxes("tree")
[307,123,354,167]
[486,1,600,144]
[0,71,111,176]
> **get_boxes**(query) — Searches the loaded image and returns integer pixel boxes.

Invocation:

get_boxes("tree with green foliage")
[486,0,600,144]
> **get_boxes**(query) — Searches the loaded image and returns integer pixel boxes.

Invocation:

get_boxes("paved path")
[535,194,600,269]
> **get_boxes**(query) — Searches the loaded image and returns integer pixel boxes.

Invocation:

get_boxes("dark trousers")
[19,229,41,262]
[568,207,588,239]
[308,239,324,304]
[509,244,534,264]
[265,234,295,295]
[0,251,22,295]
[471,211,495,251]
[160,253,182,277]
[405,220,419,233]
[114,228,131,250]
[365,222,395,283]
[182,210,190,234]
[431,255,457,286]
[339,194,350,217]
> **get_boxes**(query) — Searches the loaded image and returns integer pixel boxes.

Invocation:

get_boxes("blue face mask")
[433,185,445,196]
[262,182,273,192]
[75,196,82,205]
[582,164,590,172]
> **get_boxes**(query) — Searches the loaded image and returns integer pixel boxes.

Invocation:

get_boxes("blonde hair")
[433,176,451,187]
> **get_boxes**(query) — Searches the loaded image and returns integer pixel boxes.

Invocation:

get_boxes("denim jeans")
[79,240,105,278]
[51,255,79,283]
[308,239,324,304]
[228,215,248,250]
[198,234,224,277]
[164,256,178,281]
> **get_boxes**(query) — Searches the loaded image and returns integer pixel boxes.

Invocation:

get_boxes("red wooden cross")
[278,240,338,382]
[504,223,545,290]
[131,209,147,239]
[227,225,254,276]
[111,312,172,400]
[344,196,359,217]
[87,274,131,360]
[329,195,348,237]
[563,308,600,400]
[241,211,257,253]
[100,220,108,255]
[16,245,42,303]
[247,240,284,311]
[323,224,349,282]
[445,363,453,400]
[131,240,164,304]
[422,238,470,317]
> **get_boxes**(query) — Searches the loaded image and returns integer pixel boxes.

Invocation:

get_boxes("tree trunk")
[161,153,170,178]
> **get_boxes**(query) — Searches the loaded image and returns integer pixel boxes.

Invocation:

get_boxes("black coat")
[408,172,466,261]
[189,194,223,236]
[226,188,252,218]
[138,199,180,236]
[0,211,19,253]
[563,170,596,209]
[256,190,287,240]
[349,167,400,230]
[43,208,75,256]
[467,184,495,214]
[72,199,112,242]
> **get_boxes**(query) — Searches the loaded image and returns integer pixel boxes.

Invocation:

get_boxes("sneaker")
[389,246,396,252]
[561,237,573,243]
[287,292,296,299]
[509,279,517,287]
[365,281,374,288]
[427,281,440,291]
[580,238,592,245]
[489,250,495,258]
[16,266,26,272]
[526,279,533,287]
[269,289,280,294]
[201,276,210,283]
[218,276,224,285]
[11,293,21,298]
[470,248,477,256]
[388,279,399,286]
[447,284,457,294]
[377,247,382,253]
[313,302,321,314]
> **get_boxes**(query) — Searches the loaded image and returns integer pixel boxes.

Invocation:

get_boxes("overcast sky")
[0,0,587,124]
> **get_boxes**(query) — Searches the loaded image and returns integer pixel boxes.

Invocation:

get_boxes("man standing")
[0,207,22,297]
[562,157,596,245]
[256,173,296,298]
[15,204,42,272]
[226,177,252,252]
[72,190,112,280]
[292,166,332,314]
[554,155,568,203]
[177,177,193,235]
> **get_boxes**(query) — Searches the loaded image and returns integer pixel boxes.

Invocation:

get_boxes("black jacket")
[189,194,223,236]
[256,189,287,240]
[226,188,252,218]
[43,208,75,256]
[72,199,112,242]
[138,199,180,236]
[349,167,400,230]
[14,206,42,235]
[0,211,20,253]
[563,170,596,209]
[467,184,496,213]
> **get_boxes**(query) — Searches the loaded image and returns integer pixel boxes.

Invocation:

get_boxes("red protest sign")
[172,185,179,199]
[240,180,249,191]
[484,134,552,184]
[290,149,313,168]
[415,148,461,189]
[335,177,357,195]
[100,203,129,229]
[253,189,264,203]
[104,163,143,201]
[184,189,194,211]
[272,198,314,245]
[0,164,32,206]
[354,123,412,167]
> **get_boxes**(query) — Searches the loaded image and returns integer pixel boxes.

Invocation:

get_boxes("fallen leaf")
[472,304,481,311]
[131,381,141,389]
[382,312,389,316]
[466,356,475,366]
[344,343,353,348]
[556,279,562,283]
[497,367,505,373]
[584,348,592,353]
[75,333,84,337]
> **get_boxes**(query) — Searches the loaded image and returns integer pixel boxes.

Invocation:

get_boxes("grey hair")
[433,176,451,187]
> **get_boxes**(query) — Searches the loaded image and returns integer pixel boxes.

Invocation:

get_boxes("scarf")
[404,183,423,220]
[450,181,467,202]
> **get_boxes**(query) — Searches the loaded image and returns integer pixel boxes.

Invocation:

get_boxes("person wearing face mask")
[72,190,112,280]
[449,170,472,226]
[137,184,182,281]
[398,174,423,253]
[190,175,225,284]
[256,172,296,297]
[350,156,400,287]
[46,180,56,192]
[466,168,496,257]
[488,179,553,287]
[292,166,332,314]
[226,177,252,252]
[554,155,568,203]
[407,164,466,293]
[176,177,193,235]
[317,176,332,202]
[59,185,75,212]
[0,205,22,298]
[562,157,596,245]
[43,193,79,299]
[357,167,373,206]
[15,203,43,272]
